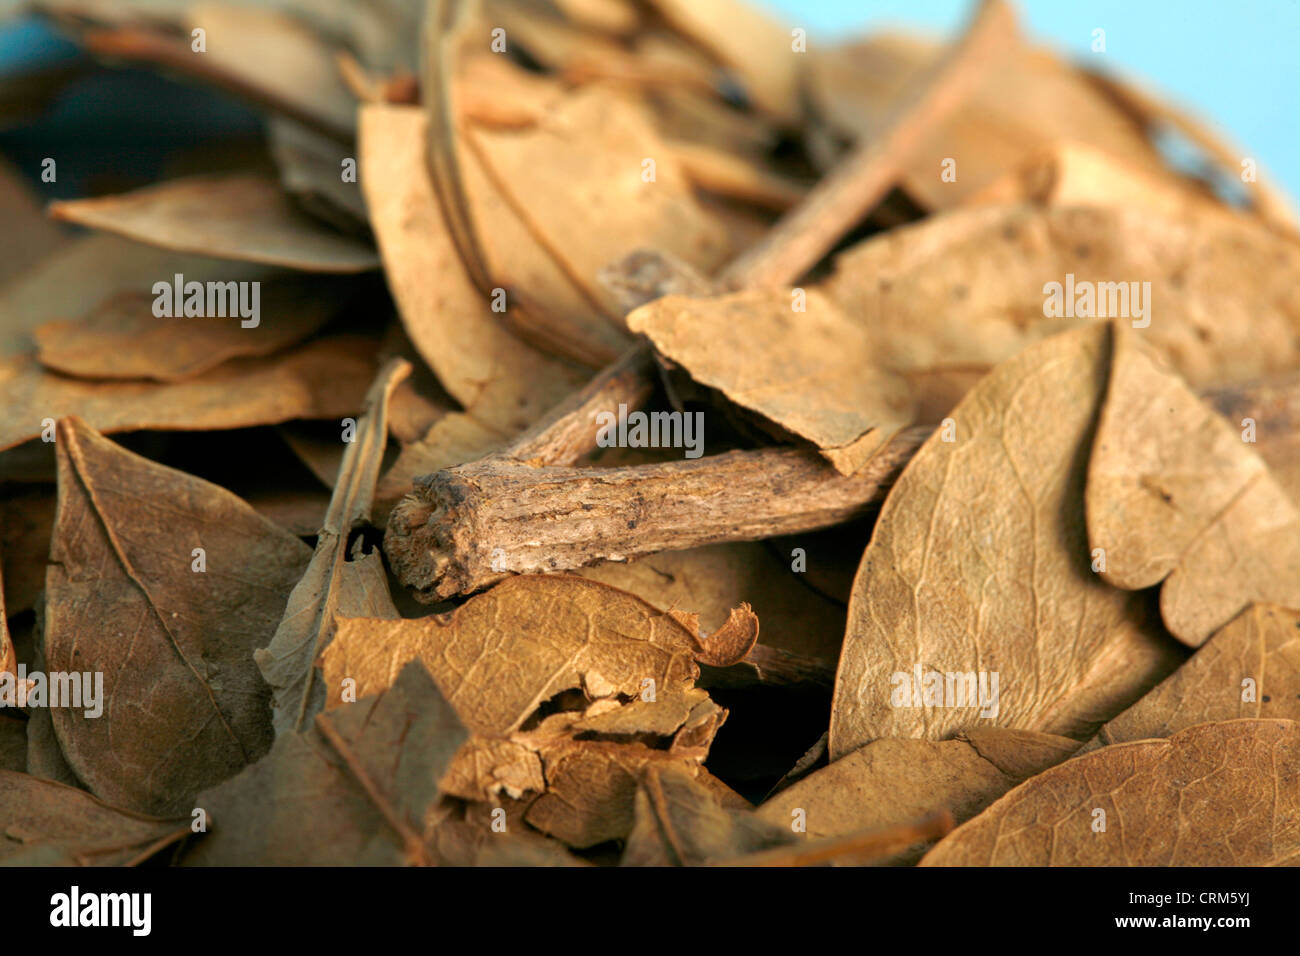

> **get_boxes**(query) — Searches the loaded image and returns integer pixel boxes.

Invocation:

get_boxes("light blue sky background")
[761,0,1300,207]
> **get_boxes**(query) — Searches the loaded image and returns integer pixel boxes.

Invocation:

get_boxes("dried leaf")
[757,729,1078,863]
[920,719,1300,866]
[324,576,701,735]
[32,277,349,382]
[1092,605,1300,747]
[254,359,408,737]
[0,335,378,453]
[829,323,1181,758]
[1087,325,1300,645]
[823,204,1300,398]
[627,288,916,473]
[49,174,380,273]
[464,86,732,319]
[44,418,312,814]
[184,660,466,865]
[359,103,586,430]
[621,763,795,866]
[0,770,188,866]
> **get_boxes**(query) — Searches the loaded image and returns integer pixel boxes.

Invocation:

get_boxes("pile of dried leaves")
[2,0,1298,867]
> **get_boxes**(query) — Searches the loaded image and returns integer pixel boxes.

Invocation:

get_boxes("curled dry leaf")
[920,719,1300,866]
[44,418,311,815]
[1090,604,1300,747]
[254,359,409,737]
[185,660,466,866]
[49,174,380,273]
[464,85,732,320]
[0,770,189,866]
[628,289,916,474]
[829,323,1181,759]
[757,729,1079,863]
[359,103,586,431]
[1087,325,1300,646]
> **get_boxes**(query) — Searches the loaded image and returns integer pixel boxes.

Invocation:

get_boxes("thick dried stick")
[718,0,1018,289]
[386,374,1300,600]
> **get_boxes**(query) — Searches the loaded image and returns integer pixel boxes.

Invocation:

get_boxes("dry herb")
[1,0,1297,870]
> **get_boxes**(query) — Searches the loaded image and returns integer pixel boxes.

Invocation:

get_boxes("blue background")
[761,0,1299,207]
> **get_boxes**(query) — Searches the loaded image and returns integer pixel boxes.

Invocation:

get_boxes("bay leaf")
[920,719,1300,866]
[0,770,189,865]
[828,323,1181,759]
[1092,604,1300,747]
[254,359,407,737]
[43,417,312,815]
[49,174,380,273]
[808,32,1167,209]
[1087,325,1300,645]
[574,542,845,665]
[185,659,466,866]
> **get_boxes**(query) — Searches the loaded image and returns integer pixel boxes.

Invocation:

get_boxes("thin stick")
[718,0,1018,289]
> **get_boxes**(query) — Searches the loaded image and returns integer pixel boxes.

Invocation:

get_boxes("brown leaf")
[0,716,24,772]
[1093,604,1300,747]
[324,576,702,736]
[43,417,311,815]
[0,330,378,454]
[627,288,916,474]
[359,103,586,431]
[808,33,1168,209]
[184,660,466,866]
[49,174,380,273]
[32,277,349,382]
[0,770,189,866]
[823,204,1300,401]
[620,763,796,866]
[464,86,732,320]
[757,729,1079,863]
[254,359,408,737]
[829,323,1181,758]
[920,719,1300,865]
[574,542,844,664]
[1087,325,1300,645]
